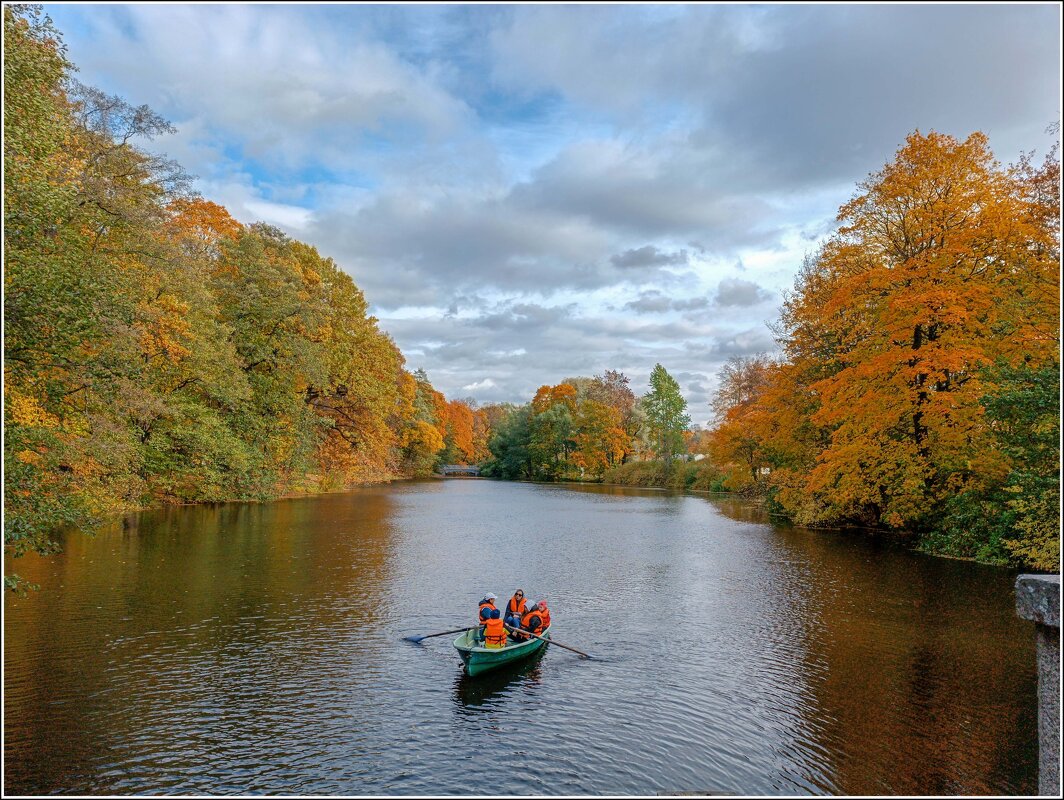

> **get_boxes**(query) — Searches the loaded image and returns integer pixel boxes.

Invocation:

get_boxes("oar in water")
[504,624,594,660]
[403,626,470,644]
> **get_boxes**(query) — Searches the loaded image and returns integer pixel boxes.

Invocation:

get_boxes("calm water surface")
[4,480,1038,795]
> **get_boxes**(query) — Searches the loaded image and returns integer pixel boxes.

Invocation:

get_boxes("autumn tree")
[5,6,86,577]
[135,199,250,501]
[555,371,636,474]
[709,354,776,488]
[471,403,494,463]
[528,383,577,478]
[297,240,412,486]
[439,399,477,464]
[572,399,628,476]
[776,130,1059,544]
[3,8,482,587]
[5,6,194,577]
[397,369,446,476]
[588,369,637,461]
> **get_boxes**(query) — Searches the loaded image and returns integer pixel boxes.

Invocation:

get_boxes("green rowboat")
[453,625,551,677]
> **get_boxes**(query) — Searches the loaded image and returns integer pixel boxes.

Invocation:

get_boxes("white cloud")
[46,3,1060,411]
[462,378,498,392]
[59,4,476,182]
[244,201,314,231]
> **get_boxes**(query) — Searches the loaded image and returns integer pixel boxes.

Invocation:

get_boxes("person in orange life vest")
[475,593,498,642]
[513,602,548,641]
[504,589,527,628]
[483,609,507,649]
[533,599,550,629]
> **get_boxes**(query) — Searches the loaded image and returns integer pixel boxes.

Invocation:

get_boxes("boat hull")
[453,625,551,677]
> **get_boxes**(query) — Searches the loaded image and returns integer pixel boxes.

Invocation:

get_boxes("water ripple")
[4,482,1038,795]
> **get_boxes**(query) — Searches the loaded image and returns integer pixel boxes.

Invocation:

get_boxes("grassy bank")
[601,459,729,492]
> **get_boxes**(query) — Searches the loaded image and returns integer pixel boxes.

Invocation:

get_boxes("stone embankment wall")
[1016,574,1060,796]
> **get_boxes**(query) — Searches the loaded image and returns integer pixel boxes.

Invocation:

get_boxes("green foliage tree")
[643,364,690,463]
[528,404,573,479]
[483,405,533,480]
[2,7,465,588]
[930,361,1060,568]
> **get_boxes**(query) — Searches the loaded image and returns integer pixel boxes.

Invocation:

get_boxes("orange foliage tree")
[762,130,1059,530]
[528,383,577,478]
[471,407,493,463]
[709,354,776,490]
[442,399,476,464]
[572,399,629,476]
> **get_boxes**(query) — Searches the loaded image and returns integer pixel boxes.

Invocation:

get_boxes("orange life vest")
[477,600,497,625]
[484,616,507,647]
[507,594,527,617]
[539,607,551,628]
[520,608,545,636]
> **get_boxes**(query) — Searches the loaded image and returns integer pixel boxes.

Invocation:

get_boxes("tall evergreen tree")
[643,364,690,463]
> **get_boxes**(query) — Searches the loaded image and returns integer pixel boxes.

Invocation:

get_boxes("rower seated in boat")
[512,600,549,642]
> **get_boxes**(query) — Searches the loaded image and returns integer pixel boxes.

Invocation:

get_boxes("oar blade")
[403,626,469,644]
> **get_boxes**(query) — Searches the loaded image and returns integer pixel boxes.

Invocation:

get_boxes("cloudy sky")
[47,4,1060,425]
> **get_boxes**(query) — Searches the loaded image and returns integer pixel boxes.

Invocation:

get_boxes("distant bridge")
[440,464,481,476]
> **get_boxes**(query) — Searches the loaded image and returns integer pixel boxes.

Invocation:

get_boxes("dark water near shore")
[4,480,1038,795]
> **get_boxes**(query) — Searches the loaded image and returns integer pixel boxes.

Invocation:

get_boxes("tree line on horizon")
[477,364,693,482]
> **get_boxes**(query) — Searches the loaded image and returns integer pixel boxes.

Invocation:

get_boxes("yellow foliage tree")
[777,131,1059,529]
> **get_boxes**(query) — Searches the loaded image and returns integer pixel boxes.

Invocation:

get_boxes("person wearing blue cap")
[483,608,507,649]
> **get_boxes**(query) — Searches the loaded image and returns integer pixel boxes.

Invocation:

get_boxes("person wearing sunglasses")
[504,589,528,629]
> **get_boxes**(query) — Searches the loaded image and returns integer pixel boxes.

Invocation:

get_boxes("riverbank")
[601,459,728,492]
[589,460,1031,570]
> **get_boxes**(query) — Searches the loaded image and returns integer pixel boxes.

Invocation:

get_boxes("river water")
[4,480,1038,795]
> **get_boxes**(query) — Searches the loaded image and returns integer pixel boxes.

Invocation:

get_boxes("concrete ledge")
[1016,573,1061,796]
[1016,574,1060,627]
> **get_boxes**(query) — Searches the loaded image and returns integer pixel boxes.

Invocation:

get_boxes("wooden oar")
[504,624,594,659]
[403,626,470,644]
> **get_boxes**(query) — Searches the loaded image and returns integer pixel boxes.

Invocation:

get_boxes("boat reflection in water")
[453,648,547,710]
